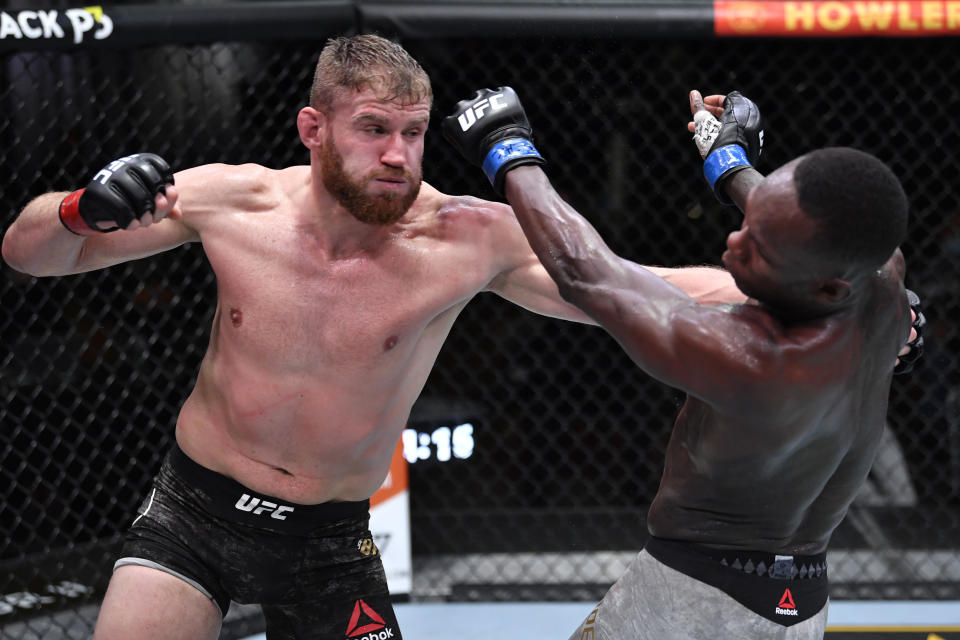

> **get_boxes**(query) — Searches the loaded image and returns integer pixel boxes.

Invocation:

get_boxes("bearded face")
[320,130,422,226]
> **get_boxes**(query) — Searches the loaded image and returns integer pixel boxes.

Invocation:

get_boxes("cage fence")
[1,10,959,640]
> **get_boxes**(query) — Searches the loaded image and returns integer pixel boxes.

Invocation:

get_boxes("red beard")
[320,133,421,225]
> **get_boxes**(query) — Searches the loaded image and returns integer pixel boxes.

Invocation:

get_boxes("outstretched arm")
[491,88,757,316]
[483,195,746,324]
[502,165,691,318]
[493,157,763,395]
[443,88,764,394]
[2,154,195,276]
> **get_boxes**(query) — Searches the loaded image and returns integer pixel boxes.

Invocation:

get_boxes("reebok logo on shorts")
[346,599,394,639]
[775,588,798,617]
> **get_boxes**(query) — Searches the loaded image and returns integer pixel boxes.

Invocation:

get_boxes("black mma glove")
[59,153,174,235]
[893,288,926,375]
[442,86,545,194]
[692,91,763,204]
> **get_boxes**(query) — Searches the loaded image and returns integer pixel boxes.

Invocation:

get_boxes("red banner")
[715,1,960,36]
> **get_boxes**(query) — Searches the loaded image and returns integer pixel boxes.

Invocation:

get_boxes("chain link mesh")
[1,31,958,639]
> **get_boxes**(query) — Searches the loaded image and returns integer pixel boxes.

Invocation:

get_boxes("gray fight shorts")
[567,547,829,640]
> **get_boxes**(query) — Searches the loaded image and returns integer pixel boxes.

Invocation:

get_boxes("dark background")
[1,1,958,637]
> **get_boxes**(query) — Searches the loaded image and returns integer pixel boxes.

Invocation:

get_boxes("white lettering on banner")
[64,9,94,44]
[457,93,508,131]
[17,12,41,38]
[65,8,113,44]
[36,10,63,38]
[0,8,112,43]
[0,13,21,39]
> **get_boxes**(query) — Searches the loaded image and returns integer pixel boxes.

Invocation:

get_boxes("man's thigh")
[93,564,221,640]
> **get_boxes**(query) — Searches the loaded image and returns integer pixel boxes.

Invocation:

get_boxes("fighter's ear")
[297,106,325,150]
[814,278,852,305]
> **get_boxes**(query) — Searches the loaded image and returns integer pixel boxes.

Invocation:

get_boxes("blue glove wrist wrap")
[482,138,542,187]
[704,145,751,190]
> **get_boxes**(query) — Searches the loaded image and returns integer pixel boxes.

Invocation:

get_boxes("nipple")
[230,308,243,327]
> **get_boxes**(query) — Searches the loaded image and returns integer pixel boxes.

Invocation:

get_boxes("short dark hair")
[309,34,432,112]
[793,147,908,269]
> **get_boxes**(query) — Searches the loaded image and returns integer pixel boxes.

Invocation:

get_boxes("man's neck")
[759,292,860,325]
[303,177,394,259]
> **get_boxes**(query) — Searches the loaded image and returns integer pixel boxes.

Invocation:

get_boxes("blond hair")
[309,34,432,112]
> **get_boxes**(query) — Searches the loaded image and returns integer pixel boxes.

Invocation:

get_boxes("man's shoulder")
[401,185,530,273]
[178,161,281,184]
[414,183,513,229]
[221,163,301,201]
[177,162,296,218]
[710,303,857,384]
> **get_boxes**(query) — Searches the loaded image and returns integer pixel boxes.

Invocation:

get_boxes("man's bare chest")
[201,228,482,370]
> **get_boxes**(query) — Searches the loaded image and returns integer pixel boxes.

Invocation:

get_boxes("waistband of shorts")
[165,443,370,534]
[645,536,828,626]
[645,536,827,581]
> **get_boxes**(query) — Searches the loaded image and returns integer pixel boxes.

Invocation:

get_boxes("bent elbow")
[1,230,30,275]
[2,228,54,277]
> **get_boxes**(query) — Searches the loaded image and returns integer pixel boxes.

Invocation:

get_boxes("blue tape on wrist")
[482,138,542,186]
[704,145,751,190]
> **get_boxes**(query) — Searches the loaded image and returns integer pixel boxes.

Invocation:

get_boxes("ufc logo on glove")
[92,155,141,185]
[456,93,509,131]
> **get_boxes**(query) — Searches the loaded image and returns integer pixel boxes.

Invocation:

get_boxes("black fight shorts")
[645,536,828,626]
[117,444,402,640]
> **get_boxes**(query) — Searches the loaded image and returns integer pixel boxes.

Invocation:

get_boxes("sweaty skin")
[1,87,745,507]
[501,162,912,555]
